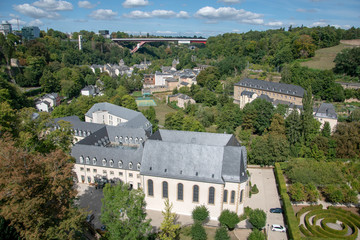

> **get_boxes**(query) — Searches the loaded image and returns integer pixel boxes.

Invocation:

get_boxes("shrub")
[251,184,259,194]
[191,222,207,240]
[180,225,192,236]
[218,210,240,230]
[215,226,230,240]
[249,209,266,230]
[192,205,209,224]
[247,229,265,240]
[289,182,306,202]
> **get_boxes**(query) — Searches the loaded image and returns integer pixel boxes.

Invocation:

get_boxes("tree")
[304,183,319,202]
[247,229,265,240]
[289,182,306,202]
[248,209,266,230]
[321,122,331,137]
[165,111,184,130]
[215,226,230,240]
[0,137,85,240]
[333,122,360,158]
[192,205,209,224]
[0,102,17,135]
[40,69,61,93]
[334,47,360,78]
[101,183,151,240]
[121,95,138,111]
[301,87,318,145]
[159,199,180,240]
[191,222,207,240]
[218,210,240,230]
[293,34,316,58]
[0,216,20,240]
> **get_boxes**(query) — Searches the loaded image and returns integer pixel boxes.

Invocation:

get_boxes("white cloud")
[218,0,243,4]
[78,1,96,9]
[241,18,264,25]
[13,3,60,19]
[296,8,317,13]
[156,30,176,34]
[195,6,263,23]
[28,19,44,26]
[122,0,149,8]
[311,21,327,27]
[266,21,283,27]
[8,18,26,26]
[9,13,20,18]
[33,0,73,11]
[124,10,187,19]
[89,9,117,20]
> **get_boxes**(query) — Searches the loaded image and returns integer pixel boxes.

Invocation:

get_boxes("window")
[223,190,228,203]
[115,136,119,142]
[208,187,215,204]
[119,172,123,176]
[118,160,123,168]
[147,179,153,196]
[102,158,107,166]
[162,181,168,198]
[119,136,123,142]
[177,183,183,200]
[193,185,199,202]
[135,138,139,144]
[230,191,235,204]
[86,168,90,172]
[129,162,133,169]
[138,183,141,189]
[109,159,114,167]
[129,173,133,177]
[240,190,244,203]
[125,137,128,143]
[79,156,84,163]
[87,176,91,183]
[137,163,141,171]
[137,174,140,178]
[92,157,97,165]
[103,170,107,174]
[80,167,84,171]
[129,137,133,143]
[93,169,97,173]
[85,157,90,164]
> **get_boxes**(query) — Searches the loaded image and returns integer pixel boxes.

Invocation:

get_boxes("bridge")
[112,38,207,53]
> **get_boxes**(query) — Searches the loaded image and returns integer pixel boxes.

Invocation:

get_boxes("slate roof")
[140,130,247,184]
[235,78,305,97]
[314,103,337,119]
[53,116,104,133]
[165,77,178,82]
[241,91,256,97]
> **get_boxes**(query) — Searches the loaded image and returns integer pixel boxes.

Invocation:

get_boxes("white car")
[271,224,286,232]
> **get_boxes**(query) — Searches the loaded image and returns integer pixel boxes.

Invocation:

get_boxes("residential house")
[35,93,60,112]
[314,103,338,132]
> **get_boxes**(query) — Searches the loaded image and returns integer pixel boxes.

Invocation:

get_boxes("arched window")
[129,137,133,143]
[230,191,235,204]
[119,136,123,143]
[135,138,139,144]
[240,190,244,203]
[79,156,84,163]
[137,163,141,170]
[115,136,119,142]
[193,185,199,202]
[162,181,168,198]
[147,179,153,196]
[208,187,215,204]
[125,136,128,143]
[102,158,107,166]
[177,183,183,200]
[118,160,123,168]
[223,190,228,203]
[85,157,90,164]
[92,157,97,165]
[109,159,114,167]
[140,138,143,143]
[129,162,133,169]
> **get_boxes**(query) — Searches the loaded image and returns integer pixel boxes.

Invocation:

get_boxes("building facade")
[314,103,338,132]
[0,21,12,36]
[21,26,40,40]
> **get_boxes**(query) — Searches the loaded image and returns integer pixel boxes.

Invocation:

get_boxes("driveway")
[245,168,287,240]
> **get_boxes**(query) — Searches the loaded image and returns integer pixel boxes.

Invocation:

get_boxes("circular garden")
[296,205,360,239]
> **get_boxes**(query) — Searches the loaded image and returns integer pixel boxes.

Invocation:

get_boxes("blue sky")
[0,0,359,37]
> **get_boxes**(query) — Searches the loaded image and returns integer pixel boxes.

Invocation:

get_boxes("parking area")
[245,168,287,240]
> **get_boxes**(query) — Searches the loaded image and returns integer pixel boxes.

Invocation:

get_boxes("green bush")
[180,225,192,236]
[248,209,266,230]
[218,209,240,230]
[251,184,259,194]
[296,205,323,222]
[247,229,265,240]
[191,222,207,240]
[192,205,209,224]
[215,226,230,240]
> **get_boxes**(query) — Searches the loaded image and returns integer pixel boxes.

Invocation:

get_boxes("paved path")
[244,168,287,240]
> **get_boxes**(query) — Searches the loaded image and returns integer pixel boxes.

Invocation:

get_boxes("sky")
[0,0,359,37]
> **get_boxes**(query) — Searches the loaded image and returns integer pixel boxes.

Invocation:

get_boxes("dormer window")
[102,158,107,166]
[196,172,198,176]
[74,129,78,135]
[119,136,123,142]
[125,137,128,143]
[85,157,90,164]
[115,136,119,142]
[92,157,97,165]
[129,162,133,169]
[135,138,139,144]
[129,137,133,143]
[79,156,84,163]
[110,159,114,167]
[118,160,123,168]
[140,138,143,143]
[137,163,141,170]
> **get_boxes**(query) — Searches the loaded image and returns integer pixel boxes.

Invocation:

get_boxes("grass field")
[299,43,353,70]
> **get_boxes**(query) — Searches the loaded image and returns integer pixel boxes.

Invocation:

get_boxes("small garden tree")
[159,199,180,240]
[249,209,266,230]
[215,226,230,240]
[289,182,306,202]
[218,210,240,230]
[192,205,209,224]
[248,229,265,240]
[191,222,207,240]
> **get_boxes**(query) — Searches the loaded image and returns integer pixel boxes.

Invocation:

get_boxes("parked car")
[270,208,283,213]
[86,214,94,222]
[271,224,286,232]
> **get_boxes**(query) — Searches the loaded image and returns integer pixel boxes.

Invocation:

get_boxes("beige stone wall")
[178,98,195,109]
[166,81,178,91]
[315,117,338,133]
[85,112,128,126]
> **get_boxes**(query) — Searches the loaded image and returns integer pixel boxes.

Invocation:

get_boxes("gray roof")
[140,130,247,184]
[257,94,273,102]
[235,78,305,97]
[241,91,256,97]
[165,77,178,82]
[315,103,337,119]
[180,82,189,86]
[53,116,104,133]
[178,94,193,100]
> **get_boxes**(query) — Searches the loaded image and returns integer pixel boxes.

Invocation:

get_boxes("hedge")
[274,163,302,240]
[296,205,323,222]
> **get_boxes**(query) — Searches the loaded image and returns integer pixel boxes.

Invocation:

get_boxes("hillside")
[300,39,360,70]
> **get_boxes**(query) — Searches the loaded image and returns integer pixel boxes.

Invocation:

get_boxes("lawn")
[299,43,353,70]
[179,226,239,240]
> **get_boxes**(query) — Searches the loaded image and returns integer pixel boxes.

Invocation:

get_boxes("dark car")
[270,208,283,213]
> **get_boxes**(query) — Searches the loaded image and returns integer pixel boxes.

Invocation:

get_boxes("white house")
[314,103,338,132]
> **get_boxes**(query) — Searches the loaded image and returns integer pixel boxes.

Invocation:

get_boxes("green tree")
[0,102,17,135]
[191,222,207,240]
[248,209,266,230]
[0,216,20,240]
[301,87,318,145]
[334,47,360,78]
[121,95,138,111]
[192,205,209,224]
[196,67,220,91]
[333,122,360,158]
[218,210,240,230]
[215,226,230,240]
[321,122,331,137]
[304,183,319,202]
[289,182,306,202]
[165,111,184,130]
[247,229,265,240]
[101,183,151,240]
[40,69,61,93]
[159,199,180,240]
